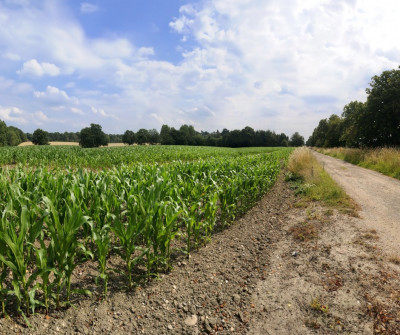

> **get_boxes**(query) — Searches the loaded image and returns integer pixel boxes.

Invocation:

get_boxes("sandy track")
[313,151,400,256]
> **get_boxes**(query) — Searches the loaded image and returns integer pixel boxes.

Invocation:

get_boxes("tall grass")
[317,147,400,180]
[287,147,355,211]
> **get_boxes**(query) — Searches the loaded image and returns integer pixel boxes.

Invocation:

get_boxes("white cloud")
[34,111,48,121]
[91,106,109,118]
[165,0,400,136]
[18,59,60,77]
[80,2,99,14]
[0,106,26,123]
[34,86,71,102]
[3,52,20,61]
[71,107,84,115]
[1,0,400,137]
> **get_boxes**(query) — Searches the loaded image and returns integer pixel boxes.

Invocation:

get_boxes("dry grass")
[287,148,356,213]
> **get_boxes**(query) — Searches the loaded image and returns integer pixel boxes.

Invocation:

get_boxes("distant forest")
[24,125,305,148]
[0,121,305,148]
[307,66,400,148]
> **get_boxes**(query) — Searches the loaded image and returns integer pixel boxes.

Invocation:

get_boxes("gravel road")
[313,151,400,256]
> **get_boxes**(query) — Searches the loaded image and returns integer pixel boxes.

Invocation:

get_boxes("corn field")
[0,146,292,319]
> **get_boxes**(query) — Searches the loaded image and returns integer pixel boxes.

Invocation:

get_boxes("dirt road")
[313,151,400,257]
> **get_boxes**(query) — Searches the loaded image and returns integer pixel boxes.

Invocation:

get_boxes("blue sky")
[0,0,400,139]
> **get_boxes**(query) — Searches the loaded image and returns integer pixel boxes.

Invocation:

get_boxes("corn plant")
[0,202,43,317]
[0,146,293,318]
[43,196,92,308]
[111,195,147,289]
[88,219,111,297]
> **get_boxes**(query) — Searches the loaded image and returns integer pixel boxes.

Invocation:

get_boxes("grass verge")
[316,147,400,180]
[286,147,357,214]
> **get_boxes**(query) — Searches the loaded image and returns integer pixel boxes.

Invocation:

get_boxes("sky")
[0,0,399,139]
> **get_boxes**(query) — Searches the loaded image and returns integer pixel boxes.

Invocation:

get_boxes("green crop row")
[0,145,284,168]
[0,147,292,320]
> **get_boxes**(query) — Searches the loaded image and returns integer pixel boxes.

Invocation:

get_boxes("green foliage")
[0,120,7,146]
[290,132,305,147]
[306,115,344,147]
[79,123,109,148]
[136,128,149,144]
[0,146,292,317]
[0,120,26,147]
[32,128,49,145]
[0,145,282,168]
[364,67,400,147]
[122,130,136,145]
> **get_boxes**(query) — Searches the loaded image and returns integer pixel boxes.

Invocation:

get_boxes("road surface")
[313,151,400,256]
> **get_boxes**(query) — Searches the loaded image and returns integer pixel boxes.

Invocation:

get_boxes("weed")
[289,222,317,241]
[310,297,329,313]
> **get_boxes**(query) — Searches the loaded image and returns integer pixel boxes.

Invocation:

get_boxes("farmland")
[0,145,292,319]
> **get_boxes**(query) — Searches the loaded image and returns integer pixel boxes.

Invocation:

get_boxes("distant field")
[18,141,126,147]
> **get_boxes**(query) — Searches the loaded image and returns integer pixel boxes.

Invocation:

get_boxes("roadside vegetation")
[316,147,400,180]
[286,147,356,213]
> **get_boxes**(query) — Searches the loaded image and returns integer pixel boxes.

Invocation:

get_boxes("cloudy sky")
[0,0,399,139]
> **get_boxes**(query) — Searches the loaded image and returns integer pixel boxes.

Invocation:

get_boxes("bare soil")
[1,173,399,334]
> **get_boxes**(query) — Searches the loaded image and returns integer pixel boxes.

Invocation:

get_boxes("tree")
[277,133,289,147]
[363,66,400,146]
[122,130,136,145]
[160,125,174,145]
[136,128,149,145]
[0,120,7,146]
[341,101,366,147]
[289,132,305,147]
[240,126,255,147]
[79,124,108,148]
[148,129,160,144]
[179,124,196,145]
[7,129,20,146]
[32,128,49,145]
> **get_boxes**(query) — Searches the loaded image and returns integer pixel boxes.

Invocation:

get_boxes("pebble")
[184,315,198,326]
[167,324,173,330]
[232,294,241,304]
[204,320,213,334]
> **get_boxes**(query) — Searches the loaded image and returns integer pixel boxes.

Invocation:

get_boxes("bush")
[79,124,109,148]
[32,128,49,145]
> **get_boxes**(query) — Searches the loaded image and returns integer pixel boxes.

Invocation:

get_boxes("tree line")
[157,125,304,147]
[307,66,400,148]
[1,120,305,149]
[0,120,27,146]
